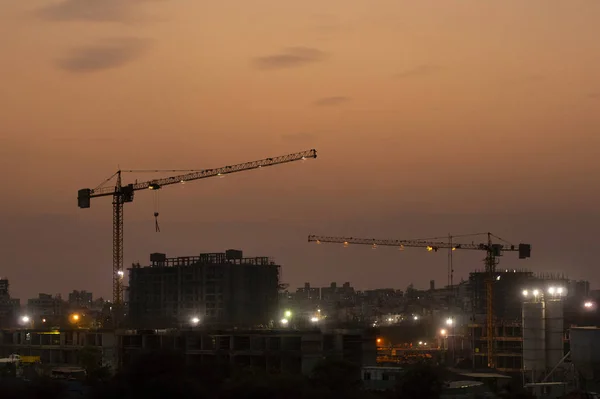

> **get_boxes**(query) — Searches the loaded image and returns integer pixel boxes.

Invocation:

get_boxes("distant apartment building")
[27,294,67,319]
[0,279,9,297]
[68,290,93,309]
[321,282,355,302]
[568,280,590,297]
[128,250,280,328]
[363,289,400,300]
[0,279,20,328]
[295,283,320,300]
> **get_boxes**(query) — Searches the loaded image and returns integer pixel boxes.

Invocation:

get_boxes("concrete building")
[295,283,320,300]
[0,329,117,369]
[68,290,93,309]
[321,282,355,302]
[118,327,377,374]
[571,327,600,393]
[0,279,20,328]
[128,250,280,328]
[0,279,8,297]
[0,327,376,376]
[468,270,538,321]
[468,322,523,372]
[27,293,67,320]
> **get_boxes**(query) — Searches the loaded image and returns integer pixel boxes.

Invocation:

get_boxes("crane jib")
[77,149,317,208]
[307,235,531,259]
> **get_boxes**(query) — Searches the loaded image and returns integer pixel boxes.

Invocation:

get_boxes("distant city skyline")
[1,0,599,299]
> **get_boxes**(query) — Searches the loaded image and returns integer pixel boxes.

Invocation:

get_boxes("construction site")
[0,147,597,398]
[302,233,600,396]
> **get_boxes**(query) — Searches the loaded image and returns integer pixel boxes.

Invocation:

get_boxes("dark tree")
[310,358,364,398]
[222,370,311,399]
[0,377,66,399]
[395,363,443,399]
[79,345,111,383]
[90,350,236,399]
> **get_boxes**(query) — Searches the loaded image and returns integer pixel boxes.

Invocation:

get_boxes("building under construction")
[468,270,538,322]
[127,250,280,328]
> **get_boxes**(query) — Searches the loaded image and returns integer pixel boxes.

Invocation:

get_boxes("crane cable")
[153,190,160,233]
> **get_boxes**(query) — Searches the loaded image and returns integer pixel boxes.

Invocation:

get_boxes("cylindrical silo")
[545,299,564,369]
[523,300,546,377]
[571,327,600,385]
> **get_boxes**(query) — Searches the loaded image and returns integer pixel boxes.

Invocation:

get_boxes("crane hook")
[154,212,160,232]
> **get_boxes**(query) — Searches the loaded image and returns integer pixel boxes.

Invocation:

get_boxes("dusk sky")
[1,0,599,300]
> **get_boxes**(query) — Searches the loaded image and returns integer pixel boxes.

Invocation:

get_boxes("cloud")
[52,137,127,142]
[58,38,151,73]
[394,64,441,79]
[37,0,136,22]
[313,96,350,107]
[503,74,545,86]
[280,132,317,142]
[253,47,328,70]
[587,92,600,99]
[36,0,164,22]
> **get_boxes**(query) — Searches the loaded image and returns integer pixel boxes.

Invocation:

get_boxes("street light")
[440,329,447,336]
[413,315,419,321]
[546,286,566,298]
[284,310,292,318]
[70,314,80,325]
[190,317,200,326]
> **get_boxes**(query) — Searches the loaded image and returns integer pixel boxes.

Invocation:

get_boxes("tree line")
[0,350,536,399]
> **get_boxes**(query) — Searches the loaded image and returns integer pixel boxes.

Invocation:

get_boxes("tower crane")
[77,149,317,310]
[307,232,531,369]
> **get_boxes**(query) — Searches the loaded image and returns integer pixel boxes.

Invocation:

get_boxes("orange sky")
[1,1,599,299]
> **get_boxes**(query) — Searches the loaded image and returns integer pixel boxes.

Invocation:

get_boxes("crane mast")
[113,171,125,309]
[78,149,317,317]
[307,232,531,369]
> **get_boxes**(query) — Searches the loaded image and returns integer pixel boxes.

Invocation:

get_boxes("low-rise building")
[0,329,117,370]
[0,327,376,376]
[118,327,377,374]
